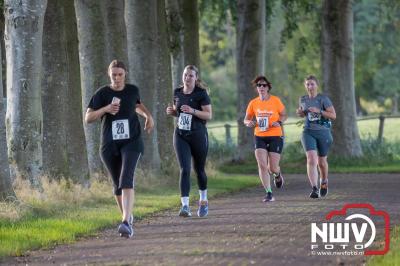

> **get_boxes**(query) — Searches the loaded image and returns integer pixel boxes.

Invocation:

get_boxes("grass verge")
[368,226,400,266]
[0,173,259,258]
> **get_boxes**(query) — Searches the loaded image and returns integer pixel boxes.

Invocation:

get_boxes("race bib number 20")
[112,119,130,140]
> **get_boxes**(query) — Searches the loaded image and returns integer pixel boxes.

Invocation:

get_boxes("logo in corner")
[310,203,390,256]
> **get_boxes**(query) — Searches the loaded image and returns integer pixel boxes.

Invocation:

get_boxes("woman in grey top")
[296,75,336,198]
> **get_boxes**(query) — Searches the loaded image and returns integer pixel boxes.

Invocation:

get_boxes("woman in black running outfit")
[85,60,154,238]
[166,65,212,218]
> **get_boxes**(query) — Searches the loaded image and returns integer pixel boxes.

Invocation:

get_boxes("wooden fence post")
[224,124,233,146]
[378,115,385,142]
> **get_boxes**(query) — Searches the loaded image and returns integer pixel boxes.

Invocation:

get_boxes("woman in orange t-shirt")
[243,75,287,202]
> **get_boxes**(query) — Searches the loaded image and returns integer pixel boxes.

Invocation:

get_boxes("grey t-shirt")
[299,94,333,130]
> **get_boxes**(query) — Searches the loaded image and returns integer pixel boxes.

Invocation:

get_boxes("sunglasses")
[257,83,268,88]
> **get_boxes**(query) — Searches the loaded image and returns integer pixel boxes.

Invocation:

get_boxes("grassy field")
[208,117,400,144]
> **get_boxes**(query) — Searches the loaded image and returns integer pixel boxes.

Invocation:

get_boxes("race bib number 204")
[178,113,192,131]
[112,119,130,140]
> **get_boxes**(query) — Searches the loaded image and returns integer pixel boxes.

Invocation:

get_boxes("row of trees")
[0,0,365,201]
[201,0,399,118]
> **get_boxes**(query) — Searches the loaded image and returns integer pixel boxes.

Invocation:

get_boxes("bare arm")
[308,106,336,120]
[136,103,154,133]
[85,103,119,124]
[180,104,212,121]
[243,113,256,127]
[271,108,288,127]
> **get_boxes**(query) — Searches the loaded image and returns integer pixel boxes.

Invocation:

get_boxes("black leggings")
[100,140,142,196]
[173,128,208,197]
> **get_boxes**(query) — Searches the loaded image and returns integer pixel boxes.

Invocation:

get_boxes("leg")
[268,152,281,174]
[173,131,193,217]
[100,144,123,213]
[255,149,271,190]
[190,130,208,194]
[119,146,141,223]
[190,130,209,217]
[318,156,329,181]
[306,150,319,187]
[173,132,192,199]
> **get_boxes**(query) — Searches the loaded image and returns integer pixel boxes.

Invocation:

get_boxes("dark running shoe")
[309,186,319,199]
[179,205,192,217]
[263,192,275,202]
[197,200,209,217]
[273,173,284,189]
[320,182,328,197]
[118,221,134,238]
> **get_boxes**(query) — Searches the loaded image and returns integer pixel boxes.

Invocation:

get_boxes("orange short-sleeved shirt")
[245,95,285,137]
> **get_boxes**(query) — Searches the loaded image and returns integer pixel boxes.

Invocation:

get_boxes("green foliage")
[354,0,400,112]
[367,226,400,265]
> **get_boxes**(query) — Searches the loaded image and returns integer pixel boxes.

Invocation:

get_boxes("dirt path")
[2,173,399,266]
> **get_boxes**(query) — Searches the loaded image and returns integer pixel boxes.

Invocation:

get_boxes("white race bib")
[112,119,130,140]
[308,112,321,122]
[257,116,269,132]
[178,113,192,131]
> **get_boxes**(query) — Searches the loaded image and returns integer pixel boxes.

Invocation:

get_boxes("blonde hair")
[184,65,209,93]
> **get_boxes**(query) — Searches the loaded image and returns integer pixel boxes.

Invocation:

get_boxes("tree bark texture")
[4,0,47,189]
[42,0,89,183]
[104,0,128,67]
[236,0,266,160]
[156,0,174,169]
[125,0,160,169]
[0,35,16,201]
[181,0,200,68]
[322,0,362,157]
[166,0,184,89]
[75,0,109,178]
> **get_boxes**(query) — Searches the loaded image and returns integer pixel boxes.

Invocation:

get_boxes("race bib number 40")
[257,116,269,132]
[178,113,192,131]
[112,119,130,140]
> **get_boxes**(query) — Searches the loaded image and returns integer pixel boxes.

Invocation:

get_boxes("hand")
[296,107,305,117]
[180,104,194,114]
[307,107,320,113]
[166,103,175,115]
[245,120,256,127]
[271,121,281,127]
[144,116,154,134]
[107,102,120,115]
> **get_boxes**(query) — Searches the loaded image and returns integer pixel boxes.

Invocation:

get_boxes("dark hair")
[251,75,272,91]
[108,60,127,73]
[304,75,319,86]
[183,65,209,93]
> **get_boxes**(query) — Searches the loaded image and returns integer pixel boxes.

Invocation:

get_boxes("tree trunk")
[322,0,362,157]
[181,0,200,68]
[42,0,89,184]
[236,0,266,161]
[104,0,128,66]
[125,0,160,170]
[156,0,174,170]
[75,0,108,178]
[166,0,184,89]
[0,31,16,201]
[4,0,47,189]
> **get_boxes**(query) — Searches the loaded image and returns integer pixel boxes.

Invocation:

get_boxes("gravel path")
[2,173,399,266]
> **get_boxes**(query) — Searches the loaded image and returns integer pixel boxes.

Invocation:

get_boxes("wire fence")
[208,115,400,146]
